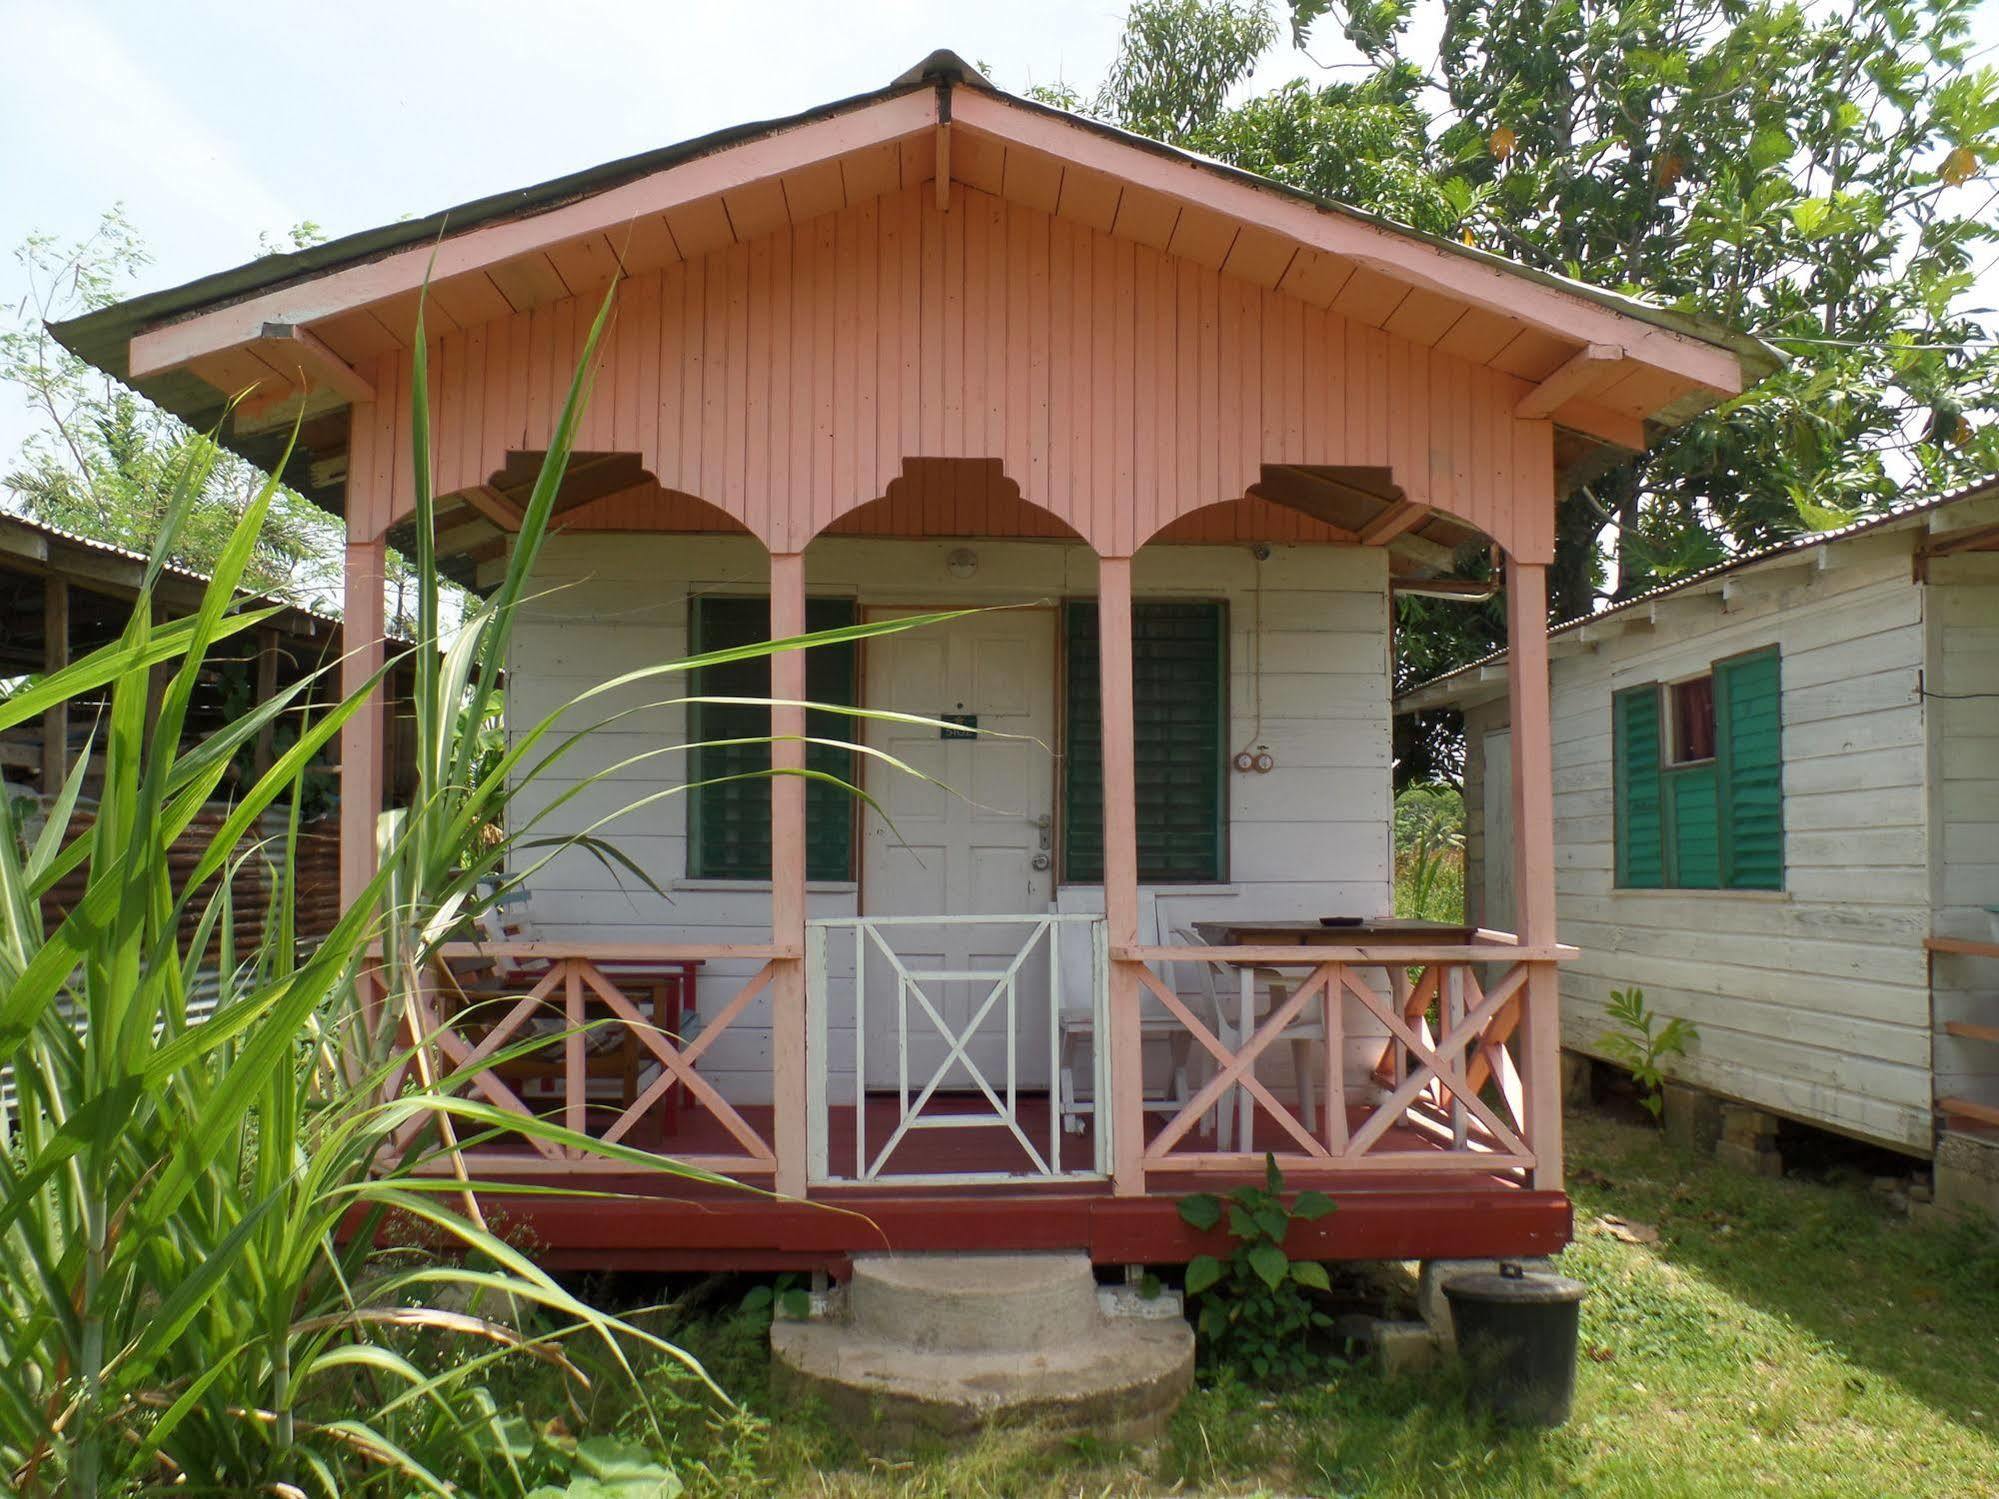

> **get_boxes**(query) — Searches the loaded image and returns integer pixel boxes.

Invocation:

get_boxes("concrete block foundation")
[1936,1132,1999,1222]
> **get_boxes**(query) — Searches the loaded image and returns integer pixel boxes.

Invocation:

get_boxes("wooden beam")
[1097,556,1146,1200]
[1549,397,1647,452]
[935,120,952,211]
[253,322,377,404]
[128,90,940,379]
[769,552,808,1199]
[1517,343,1623,419]
[340,536,387,914]
[40,577,68,794]
[459,485,525,532]
[1358,500,1433,546]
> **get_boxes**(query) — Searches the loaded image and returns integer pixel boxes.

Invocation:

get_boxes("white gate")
[806,914,1109,1185]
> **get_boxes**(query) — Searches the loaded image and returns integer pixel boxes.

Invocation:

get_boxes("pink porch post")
[1506,557,1564,1191]
[339,534,387,913]
[769,551,809,1197]
[1097,556,1147,1197]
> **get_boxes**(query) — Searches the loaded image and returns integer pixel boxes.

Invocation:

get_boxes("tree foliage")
[2,209,345,606]
[1059,0,1999,779]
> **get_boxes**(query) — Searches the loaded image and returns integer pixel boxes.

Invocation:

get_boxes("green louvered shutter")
[1613,686,1666,888]
[1063,600,1227,884]
[688,596,857,881]
[1716,647,1784,890]
[1664,765,1722,889]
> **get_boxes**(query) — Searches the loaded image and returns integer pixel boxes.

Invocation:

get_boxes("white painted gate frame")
[806,913,1110,1186]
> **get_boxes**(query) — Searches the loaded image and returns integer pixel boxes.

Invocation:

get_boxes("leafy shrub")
[1178,1155,1337,1383]
[1599,986,1699,1120]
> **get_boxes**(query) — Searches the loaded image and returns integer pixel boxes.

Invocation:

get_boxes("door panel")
[862,609,1057,1089]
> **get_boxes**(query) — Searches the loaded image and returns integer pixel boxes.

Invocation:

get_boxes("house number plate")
[940,713,979,739]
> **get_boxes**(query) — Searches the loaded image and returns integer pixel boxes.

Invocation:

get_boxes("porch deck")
[465,1097,1570,1272]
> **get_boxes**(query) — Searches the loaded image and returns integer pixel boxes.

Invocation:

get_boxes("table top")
[1191,917,1478,946]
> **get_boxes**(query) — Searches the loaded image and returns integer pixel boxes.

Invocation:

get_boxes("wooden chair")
[1055,890,1195,1135]
[1171,927,1325,1150]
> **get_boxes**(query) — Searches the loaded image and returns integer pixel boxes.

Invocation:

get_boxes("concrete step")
[770,1251,1194,1450]
[846,1251,1101,1353]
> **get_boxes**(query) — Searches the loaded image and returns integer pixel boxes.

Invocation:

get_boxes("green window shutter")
[688,596,857,881]
[1063,600,1227,884]
[1613,686,1666,888]
[1664,765,1721,889]
[1716,647,1784,890]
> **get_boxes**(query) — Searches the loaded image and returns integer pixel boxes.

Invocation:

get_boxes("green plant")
[1392,781,1465,922]
[1599,986,1699,1121]
[739,1275,812,1325]
[1178,1155,1337,1384]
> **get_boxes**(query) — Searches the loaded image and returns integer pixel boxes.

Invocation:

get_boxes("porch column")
[1098,555,1146,1197]
[40,576,68,795]
[1505,556,1563,1191]
[339,534,387,914]
[769,551,809,1197]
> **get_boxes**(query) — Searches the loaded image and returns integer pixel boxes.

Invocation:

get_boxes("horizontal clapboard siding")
[1926,537,1999,1113]
[1466,535,1936,1152]
[507,533,1393,1104]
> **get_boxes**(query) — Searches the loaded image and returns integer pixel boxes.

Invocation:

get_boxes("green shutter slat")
[690,596,857,881]
[1666,765,1722,888]
[1614,687,1666,888]
[1064,600,1226,884]
[1716,647,1784,890]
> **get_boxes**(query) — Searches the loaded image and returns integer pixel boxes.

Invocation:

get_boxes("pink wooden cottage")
[57,53,1773,1270]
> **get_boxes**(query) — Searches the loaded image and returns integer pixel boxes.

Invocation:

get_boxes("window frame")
[1058,596,1230,887]
[685,592,860,883]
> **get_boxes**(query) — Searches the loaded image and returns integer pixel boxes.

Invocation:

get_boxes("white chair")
[1171,926,1325,1151]
[1055,890,1195,1135]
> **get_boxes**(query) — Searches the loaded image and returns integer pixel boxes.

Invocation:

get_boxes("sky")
[2,0,1996,474]
[0,0,1262,463]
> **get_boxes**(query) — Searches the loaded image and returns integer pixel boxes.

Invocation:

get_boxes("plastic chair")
[1171,926,1324,1150]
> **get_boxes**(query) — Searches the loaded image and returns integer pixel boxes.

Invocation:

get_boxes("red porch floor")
[463,1095,1571,1272]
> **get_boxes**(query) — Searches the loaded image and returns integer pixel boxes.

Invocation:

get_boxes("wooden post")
[1506,556,1563,1190]
[40,576,69,795]
[769,551,809,1197]
[339,535,388,914]
[251,626,281,780]
[1097,555,1146,1197]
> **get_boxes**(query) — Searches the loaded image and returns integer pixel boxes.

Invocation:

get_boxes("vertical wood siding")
[353,183,1554,560]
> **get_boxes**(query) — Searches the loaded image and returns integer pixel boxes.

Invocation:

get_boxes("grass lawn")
[542,1111,1999,1497]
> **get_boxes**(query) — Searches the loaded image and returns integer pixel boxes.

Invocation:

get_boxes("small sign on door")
[940,713,979,739]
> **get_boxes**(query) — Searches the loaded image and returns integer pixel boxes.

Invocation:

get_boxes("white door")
[1483,728,1516,933]
[861,608,1057,1089]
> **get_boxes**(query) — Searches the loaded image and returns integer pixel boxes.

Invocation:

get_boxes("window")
[1062,600,1227,884]
[687,595,858,881]
[1614,646,1783,891]
[1666,675,1716,763]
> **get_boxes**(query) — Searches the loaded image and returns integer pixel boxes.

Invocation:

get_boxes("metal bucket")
[1443,1262,1587,1427]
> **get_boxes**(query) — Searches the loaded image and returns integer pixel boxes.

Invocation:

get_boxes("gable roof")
[51,49,1781,523]
[1395,471,1999,713]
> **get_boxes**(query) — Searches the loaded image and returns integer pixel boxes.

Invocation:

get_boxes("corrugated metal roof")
[1,507,344,629]
[1398,471,1999,704]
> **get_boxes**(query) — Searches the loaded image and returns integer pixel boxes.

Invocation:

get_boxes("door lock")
[1034,813,1052,851]
[1031,852,1051,871]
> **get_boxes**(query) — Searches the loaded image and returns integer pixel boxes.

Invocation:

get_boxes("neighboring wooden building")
[54,53,1772,1270]
[1400,478,1999,1181]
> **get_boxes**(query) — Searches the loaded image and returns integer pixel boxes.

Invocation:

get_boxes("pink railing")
[1115,941,1567,1180]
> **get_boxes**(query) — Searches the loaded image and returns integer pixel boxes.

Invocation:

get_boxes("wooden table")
[1186,919,1475,1148]
[1191,917,1478,948]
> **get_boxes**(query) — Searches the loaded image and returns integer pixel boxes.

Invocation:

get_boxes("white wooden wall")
[506,534,1394,1103]
[1925,499,1999,1113]
[1465,532,1937,1152]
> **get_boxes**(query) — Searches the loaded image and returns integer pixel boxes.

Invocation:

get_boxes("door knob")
[1031,852,1051,871]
